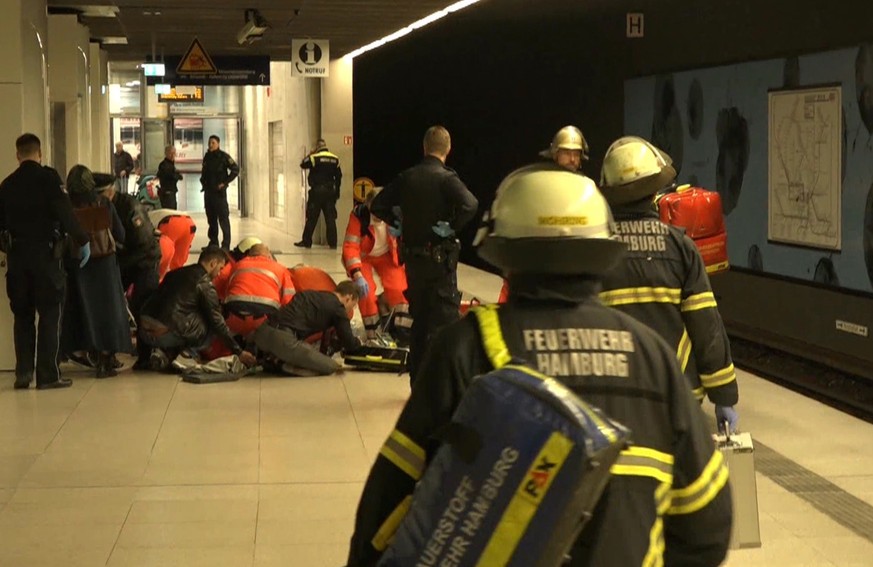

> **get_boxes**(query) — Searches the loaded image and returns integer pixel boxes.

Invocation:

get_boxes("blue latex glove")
[353,274,370,298]
[432,221,455,238]
[388,222,402,238]
[715,406,739,434]
[79,241,91,268]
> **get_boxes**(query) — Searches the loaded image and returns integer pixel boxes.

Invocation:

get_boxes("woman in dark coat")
[62,165,132,377]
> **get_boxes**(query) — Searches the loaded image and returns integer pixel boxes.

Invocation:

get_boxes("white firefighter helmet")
[539,125,590,160]
[236,236,263,254]
[475,163,625,276]
[600,136,677,205]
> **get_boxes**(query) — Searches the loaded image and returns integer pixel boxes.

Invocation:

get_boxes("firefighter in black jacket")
[598,136,740,432]
[295,139,343,249]
[138,246,256,370]
[347,163,732,566]
[0,133,90,389]
[200,135,240,249]
[369,125,478,384]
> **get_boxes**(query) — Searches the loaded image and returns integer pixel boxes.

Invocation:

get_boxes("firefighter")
[370,125,478,384]
[496,125,592,303]
[598,136,739,432]
[295,138,342,249]
[342,187,411,343]
[346,163,732,567]
[224,243,296,337]
[539,125,589,172]
[148,208,197,281]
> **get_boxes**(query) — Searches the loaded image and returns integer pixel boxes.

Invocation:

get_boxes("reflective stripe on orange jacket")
[225,255,296,309]
[342,207,400,275]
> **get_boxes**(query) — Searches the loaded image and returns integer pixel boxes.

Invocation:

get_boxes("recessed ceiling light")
[99,36,128,45]
[345,0,482,59]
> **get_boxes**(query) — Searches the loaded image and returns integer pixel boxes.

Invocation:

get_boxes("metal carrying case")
[714,431,761,549]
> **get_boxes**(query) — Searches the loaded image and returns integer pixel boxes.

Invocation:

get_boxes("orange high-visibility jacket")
[342,206,400,275]
[225,255,296,309]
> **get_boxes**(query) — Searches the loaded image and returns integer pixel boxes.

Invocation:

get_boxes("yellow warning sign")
[353,177,375,203]
[177,38,218,74]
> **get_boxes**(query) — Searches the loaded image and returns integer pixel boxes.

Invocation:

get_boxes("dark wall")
[353,0,873,269]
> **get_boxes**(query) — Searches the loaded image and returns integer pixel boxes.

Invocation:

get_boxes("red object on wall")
[657,185,730,275]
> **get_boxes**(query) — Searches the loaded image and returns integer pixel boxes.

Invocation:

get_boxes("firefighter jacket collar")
[506,274,602,304]
[613,198,660,218]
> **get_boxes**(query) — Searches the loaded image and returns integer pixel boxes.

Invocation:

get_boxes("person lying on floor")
[137,245,257,371]
[253,280,362,376]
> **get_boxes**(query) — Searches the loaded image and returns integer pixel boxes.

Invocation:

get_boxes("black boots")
[95,352,118,379]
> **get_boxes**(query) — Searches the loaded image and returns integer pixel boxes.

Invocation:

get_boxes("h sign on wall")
[627,13,644,38]
[291,39,330,77]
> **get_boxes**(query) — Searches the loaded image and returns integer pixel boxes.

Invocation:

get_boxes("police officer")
[0,134,90,389]
[539,125,589,172]
[598,136,740,432]
[200,135,240,249]
[156,145,183,209]
[369,125,478,384]
[295,139,343,249]
[347,163,732,566]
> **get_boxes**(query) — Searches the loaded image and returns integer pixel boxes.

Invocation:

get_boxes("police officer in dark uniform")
[598,136,740,432]
[346,163,732,567]
[369,125,478,384]
[156,145,182,209]
[295,139,343,249]
[200,135,239,249]
[0,134,90,389]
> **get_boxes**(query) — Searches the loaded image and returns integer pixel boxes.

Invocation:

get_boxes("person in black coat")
[62,166,131,377]
[0,134,90,389]
[138,246,256,370]
[156,145,183,209]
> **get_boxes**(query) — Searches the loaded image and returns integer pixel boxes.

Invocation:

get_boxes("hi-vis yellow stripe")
[378,429,426,480]
[676,329,692,373]
[477,432,574,566]
[473,305,512,369]
[700,364,737,389]
[680,291,718,312]
[371,496,412,551]
[610,446,674,485]
[642,482,671,567]
[668,449,730,515]
[599,287,682,307]
[692,386,706,402]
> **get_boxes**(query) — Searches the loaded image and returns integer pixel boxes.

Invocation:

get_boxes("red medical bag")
[657,185,730,275]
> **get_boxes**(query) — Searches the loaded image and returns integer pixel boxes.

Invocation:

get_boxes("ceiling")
[45,0,473,61]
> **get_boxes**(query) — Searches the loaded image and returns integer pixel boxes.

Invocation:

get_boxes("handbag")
[73,203,116,259]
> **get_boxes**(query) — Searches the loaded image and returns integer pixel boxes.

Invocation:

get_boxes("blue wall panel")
[625,46,873,292]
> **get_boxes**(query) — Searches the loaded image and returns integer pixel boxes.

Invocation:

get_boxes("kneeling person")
[254,280,361,376]
[225,243,296,337]
[138,246,256,370]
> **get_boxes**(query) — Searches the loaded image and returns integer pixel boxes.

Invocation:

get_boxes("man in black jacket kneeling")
[138,246,256,370]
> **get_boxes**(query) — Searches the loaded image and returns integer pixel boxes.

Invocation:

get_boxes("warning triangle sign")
[177,38,218,74]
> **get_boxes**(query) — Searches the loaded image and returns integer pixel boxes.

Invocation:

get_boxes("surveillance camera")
[237,9,269,46]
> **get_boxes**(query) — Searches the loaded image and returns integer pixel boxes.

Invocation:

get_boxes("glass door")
[171,117,241,213]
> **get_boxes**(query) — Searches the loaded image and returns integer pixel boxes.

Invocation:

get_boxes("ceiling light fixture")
[345,0,482,60]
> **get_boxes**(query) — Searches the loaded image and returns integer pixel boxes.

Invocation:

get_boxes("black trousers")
[204,190,231,248]
[403,255,461,386]
[122,263,160,361]
[300,186,338,247]
[6,250,66,385]
[159,191,177,209]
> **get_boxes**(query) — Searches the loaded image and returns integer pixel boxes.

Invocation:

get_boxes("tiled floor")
[0,214,871,565]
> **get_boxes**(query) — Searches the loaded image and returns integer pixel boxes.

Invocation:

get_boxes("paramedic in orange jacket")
[224,243,296,337]
[148,209,197,281]
[213,236,262,300]
[342,188,411,341]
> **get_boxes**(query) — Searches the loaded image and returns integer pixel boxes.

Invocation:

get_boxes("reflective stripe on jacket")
[225,255,296,309]
[342,206,400,274]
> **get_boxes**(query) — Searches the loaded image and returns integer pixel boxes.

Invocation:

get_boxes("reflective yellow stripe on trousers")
[378,429,426,480]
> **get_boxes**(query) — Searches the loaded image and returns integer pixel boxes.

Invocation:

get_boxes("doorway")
[172,117,242,213]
